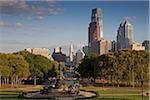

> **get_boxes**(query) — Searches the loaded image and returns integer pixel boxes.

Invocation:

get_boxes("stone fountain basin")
[22,90,96,99]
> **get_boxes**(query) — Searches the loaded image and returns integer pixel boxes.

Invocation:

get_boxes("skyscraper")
[88,8,103,45]
[88,8,110,55]
[117,20,133,50]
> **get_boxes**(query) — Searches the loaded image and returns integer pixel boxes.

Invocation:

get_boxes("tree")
[77,54,97,82]
[77,50,149,87]
[15,51,56,86]
[48,61,59,78]
[0,53,29,87]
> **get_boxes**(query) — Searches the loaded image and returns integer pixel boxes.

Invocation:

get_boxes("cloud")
[36,16,44,20]
[123,16,136,22]
[0,21,11,27]
[16,22,23,27]
[0,21,24,28]
[0,0,62,20]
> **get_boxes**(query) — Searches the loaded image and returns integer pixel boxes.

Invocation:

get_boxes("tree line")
[0,51,59,87]
[77,50,149,87]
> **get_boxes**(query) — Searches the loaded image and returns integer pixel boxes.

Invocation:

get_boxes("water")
[64,80,76,85]
[0,98,54,100]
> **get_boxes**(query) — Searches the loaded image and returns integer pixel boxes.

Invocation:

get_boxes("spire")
[69,43,74,62]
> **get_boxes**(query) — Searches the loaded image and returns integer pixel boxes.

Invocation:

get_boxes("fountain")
[20,69,96,99]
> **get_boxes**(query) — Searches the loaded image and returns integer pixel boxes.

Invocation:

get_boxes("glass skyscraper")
[117,20,133,50]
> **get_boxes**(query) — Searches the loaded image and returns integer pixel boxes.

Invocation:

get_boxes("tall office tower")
[117,20,133,50]
[88,8,104,55]
[88,8,103,45]
[69,43,74,62]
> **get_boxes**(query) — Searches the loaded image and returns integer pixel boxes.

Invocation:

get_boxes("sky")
[0,0,149,55]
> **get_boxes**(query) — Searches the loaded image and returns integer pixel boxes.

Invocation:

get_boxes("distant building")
[74,49,85,64]
[52,47,66,62]
[69,44,74,62]
[89,38,111,55]
[117,20,133,50]
[111,40,117,52]
[25,48,49,58]
[54,47,62,53]
[82,46,88,56]
[48,54,54,61]
[142,40,150,50]
[99,38,111,55]
[131,42,145,51]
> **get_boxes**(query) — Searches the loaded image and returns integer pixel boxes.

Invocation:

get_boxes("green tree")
[0,53,29,87]
[77,50,149,87]
[15,51,57,86]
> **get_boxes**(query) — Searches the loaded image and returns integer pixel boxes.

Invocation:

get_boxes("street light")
[141,80,144,100]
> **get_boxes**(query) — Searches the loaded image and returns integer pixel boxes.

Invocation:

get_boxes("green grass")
[0,85,43,95]
[80,86,149,100]
[0,91,20,95]
[98,96,149,100]
[81,87,148,94]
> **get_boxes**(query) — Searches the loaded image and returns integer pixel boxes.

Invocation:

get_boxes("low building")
[25,48,49,58]
[131,42,145,51]
[89,38,111,55]
[52,47,67,63]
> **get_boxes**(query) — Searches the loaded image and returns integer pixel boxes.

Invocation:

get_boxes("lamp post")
[141,80,144,100]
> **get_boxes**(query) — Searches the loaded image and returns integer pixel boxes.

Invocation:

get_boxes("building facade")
[74,49,85,65]
[111,40,117,52]
[25,48,49,58]
[52,47,67,63]
[117,20,133,50]
[131,42,145,51]
[99,38,111,55]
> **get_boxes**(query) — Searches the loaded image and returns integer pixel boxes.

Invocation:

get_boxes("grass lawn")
[0,85,43,95]
[80,86,149,100]
[98,96,148,100]
[0,91,20,95]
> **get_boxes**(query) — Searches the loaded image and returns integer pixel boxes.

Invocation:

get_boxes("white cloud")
[37,16,44,20]
[123,16,136,22]
[0,21,23,28]
[0,0,62,18]
[16,22,23,27]
[0,21,11,27]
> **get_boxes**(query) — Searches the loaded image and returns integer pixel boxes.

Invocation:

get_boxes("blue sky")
[0,0,149,55]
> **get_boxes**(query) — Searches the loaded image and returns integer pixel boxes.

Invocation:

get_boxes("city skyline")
[0,1,149,55]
